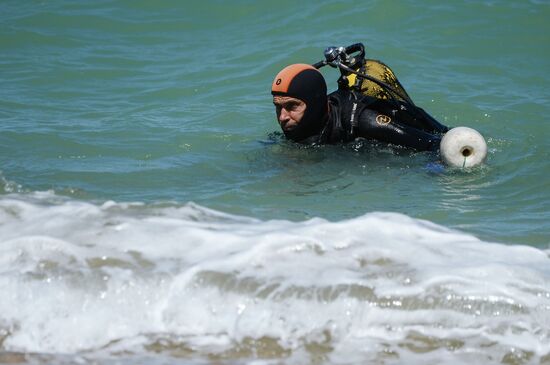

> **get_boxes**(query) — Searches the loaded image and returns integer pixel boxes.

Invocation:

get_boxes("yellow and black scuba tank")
[313,43,416,108]
[313,43,449,137]
[344,59,412,103]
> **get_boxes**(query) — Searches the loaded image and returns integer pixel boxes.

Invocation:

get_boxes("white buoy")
[440,127,487,168]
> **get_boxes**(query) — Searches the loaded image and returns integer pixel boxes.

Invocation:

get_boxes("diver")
[271,44,450,151]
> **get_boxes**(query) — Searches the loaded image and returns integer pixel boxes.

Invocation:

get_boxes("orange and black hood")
[271,64,328,142]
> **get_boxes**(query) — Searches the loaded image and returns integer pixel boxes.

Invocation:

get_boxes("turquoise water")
[1,1,549,245]
[1,1,549,364]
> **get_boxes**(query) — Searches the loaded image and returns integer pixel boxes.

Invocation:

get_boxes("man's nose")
[278,107,290,122]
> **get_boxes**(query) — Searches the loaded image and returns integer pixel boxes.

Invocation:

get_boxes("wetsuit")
[271,63,449,151]
[311,89,449,151]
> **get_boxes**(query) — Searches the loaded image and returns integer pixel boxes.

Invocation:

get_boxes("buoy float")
[440,127,487,168]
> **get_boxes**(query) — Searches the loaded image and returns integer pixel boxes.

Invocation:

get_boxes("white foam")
[0,193,548,363]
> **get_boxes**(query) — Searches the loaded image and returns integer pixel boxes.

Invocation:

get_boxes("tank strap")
[332,90,376,140]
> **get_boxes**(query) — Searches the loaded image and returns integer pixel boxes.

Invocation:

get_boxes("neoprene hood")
[271,64,328,142]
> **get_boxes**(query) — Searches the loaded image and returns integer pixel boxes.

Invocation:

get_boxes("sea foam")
[0,193,548,364]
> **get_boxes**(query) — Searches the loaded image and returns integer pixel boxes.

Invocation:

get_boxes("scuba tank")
[312,43,416,109]
[312,43,433,135]
[312,43,487,167]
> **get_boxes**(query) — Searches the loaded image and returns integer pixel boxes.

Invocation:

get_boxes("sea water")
[1,1,549,364]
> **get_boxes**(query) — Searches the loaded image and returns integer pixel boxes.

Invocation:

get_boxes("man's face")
[272,96,306,133]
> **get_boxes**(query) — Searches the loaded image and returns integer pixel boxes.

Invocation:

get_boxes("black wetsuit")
[308,89,449,151]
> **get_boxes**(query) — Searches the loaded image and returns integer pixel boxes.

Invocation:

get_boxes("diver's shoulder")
[328,88,350,99]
